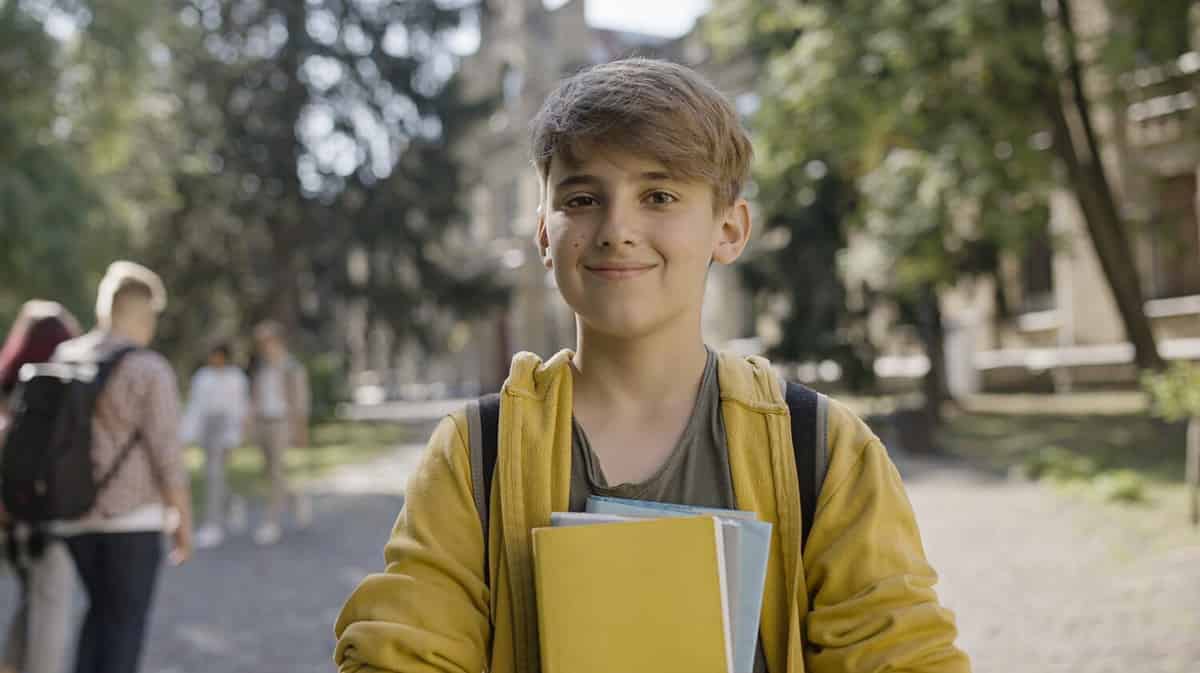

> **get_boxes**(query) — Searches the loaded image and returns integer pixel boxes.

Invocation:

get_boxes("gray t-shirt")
[568,349,770,673]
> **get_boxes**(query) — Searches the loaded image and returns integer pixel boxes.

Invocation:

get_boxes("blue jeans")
[66,532,162,673]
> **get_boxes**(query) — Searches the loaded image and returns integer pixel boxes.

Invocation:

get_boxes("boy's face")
[536,147,751,340]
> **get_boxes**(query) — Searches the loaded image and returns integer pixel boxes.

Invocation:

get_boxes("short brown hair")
[530,58,754,208]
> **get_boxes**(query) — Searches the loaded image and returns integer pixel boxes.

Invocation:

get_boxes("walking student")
[52,261,193,673]
[181,342,249,549]
[335,59,970,673]
[0,301,82,673]
[249,321,311,546]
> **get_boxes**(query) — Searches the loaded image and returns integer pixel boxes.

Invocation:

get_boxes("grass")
[185,421,410,511]
[936,408,1199,552]
[937,409,1187,485]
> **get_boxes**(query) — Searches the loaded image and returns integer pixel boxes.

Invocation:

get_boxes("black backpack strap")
[95,429,142,493]
[467,393,501,589]
[785,381,830,552]
[93,345,140,388]
[92,346,143,493]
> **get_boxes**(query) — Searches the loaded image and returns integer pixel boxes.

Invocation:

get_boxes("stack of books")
[531,496,773,673]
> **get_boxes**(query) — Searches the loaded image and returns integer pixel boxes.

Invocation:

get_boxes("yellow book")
[532,515,733,673]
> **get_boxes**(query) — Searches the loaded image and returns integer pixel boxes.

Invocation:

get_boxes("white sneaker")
[294,493,313,530]
[253,522,282,546]
[227,496,248,534]
[194,525,225,550]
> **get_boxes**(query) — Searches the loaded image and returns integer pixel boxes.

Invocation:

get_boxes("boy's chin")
[576,310,679,341]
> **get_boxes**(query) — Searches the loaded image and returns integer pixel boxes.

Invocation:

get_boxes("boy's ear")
[712,198,753,265]
[535,206,553,269]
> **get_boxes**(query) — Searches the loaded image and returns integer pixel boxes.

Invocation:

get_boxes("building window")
[1148,173,1200,298]
[1021,223,1055,312]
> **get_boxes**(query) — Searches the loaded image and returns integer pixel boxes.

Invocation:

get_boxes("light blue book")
[586,496,772,673]
[549,511,637,527]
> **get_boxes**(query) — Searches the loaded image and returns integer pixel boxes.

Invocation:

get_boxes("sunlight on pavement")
[300,442,427,496]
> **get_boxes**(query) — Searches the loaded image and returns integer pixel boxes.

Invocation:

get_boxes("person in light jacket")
[181,342,250,549]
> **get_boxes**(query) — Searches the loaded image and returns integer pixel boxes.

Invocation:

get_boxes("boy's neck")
[571,318,709,410]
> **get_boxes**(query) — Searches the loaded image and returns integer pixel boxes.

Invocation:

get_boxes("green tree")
[711,0,1190,392]
[0,1,176,329]
[738,157,877,390]
[144,0,503,365]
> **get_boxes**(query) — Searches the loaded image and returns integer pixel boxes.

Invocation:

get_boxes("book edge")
[712,516,734,673]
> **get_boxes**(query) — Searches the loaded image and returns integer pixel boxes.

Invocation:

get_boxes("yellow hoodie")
[335,351,970,673]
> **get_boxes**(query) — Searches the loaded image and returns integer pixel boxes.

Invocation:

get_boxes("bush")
[305,352,346,424]
[1092,469,1147,504]
[1142,362,1200,422]
[1022,445,1098,482]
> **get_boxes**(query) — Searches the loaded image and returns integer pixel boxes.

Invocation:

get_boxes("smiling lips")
[584,261,657,280]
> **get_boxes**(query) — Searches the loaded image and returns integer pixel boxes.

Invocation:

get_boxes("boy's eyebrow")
[638,171,675,182]
[554,170,678,190]
[554,174,601,190]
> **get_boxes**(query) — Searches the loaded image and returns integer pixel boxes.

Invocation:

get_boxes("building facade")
[958,0,1200,392]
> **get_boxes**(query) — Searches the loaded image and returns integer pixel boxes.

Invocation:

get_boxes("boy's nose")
[596,202,637,248]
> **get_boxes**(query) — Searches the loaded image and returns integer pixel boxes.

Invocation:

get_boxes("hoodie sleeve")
[334,413,490,673]
[802,406,971,673]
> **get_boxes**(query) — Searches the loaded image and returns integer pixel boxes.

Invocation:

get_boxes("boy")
[335,59,970,673]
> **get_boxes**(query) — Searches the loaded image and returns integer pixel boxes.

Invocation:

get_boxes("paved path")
[903,456,1200,673]
[3,444,1198,672]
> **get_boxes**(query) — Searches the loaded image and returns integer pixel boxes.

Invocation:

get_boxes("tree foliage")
[1,0,505,371]
[0,1,169,327]
[145,0,503,362]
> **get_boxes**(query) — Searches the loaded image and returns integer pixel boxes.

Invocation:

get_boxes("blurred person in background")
[52,261,192,673]
[180,342,250,550]
[0,300,82,673]
[0,301,81,427]
[248,321,311,546]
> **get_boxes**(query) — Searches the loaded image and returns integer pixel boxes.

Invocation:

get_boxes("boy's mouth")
[583,261,657,280]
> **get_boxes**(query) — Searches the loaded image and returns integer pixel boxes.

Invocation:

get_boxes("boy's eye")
[564,195,598,209]
[646,191,677,205]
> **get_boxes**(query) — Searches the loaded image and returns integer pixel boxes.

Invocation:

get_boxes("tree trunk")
[1048,0,1165,372]
[1188,415,1199,527]
[887,285,949,456]
[916,284,950,429]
